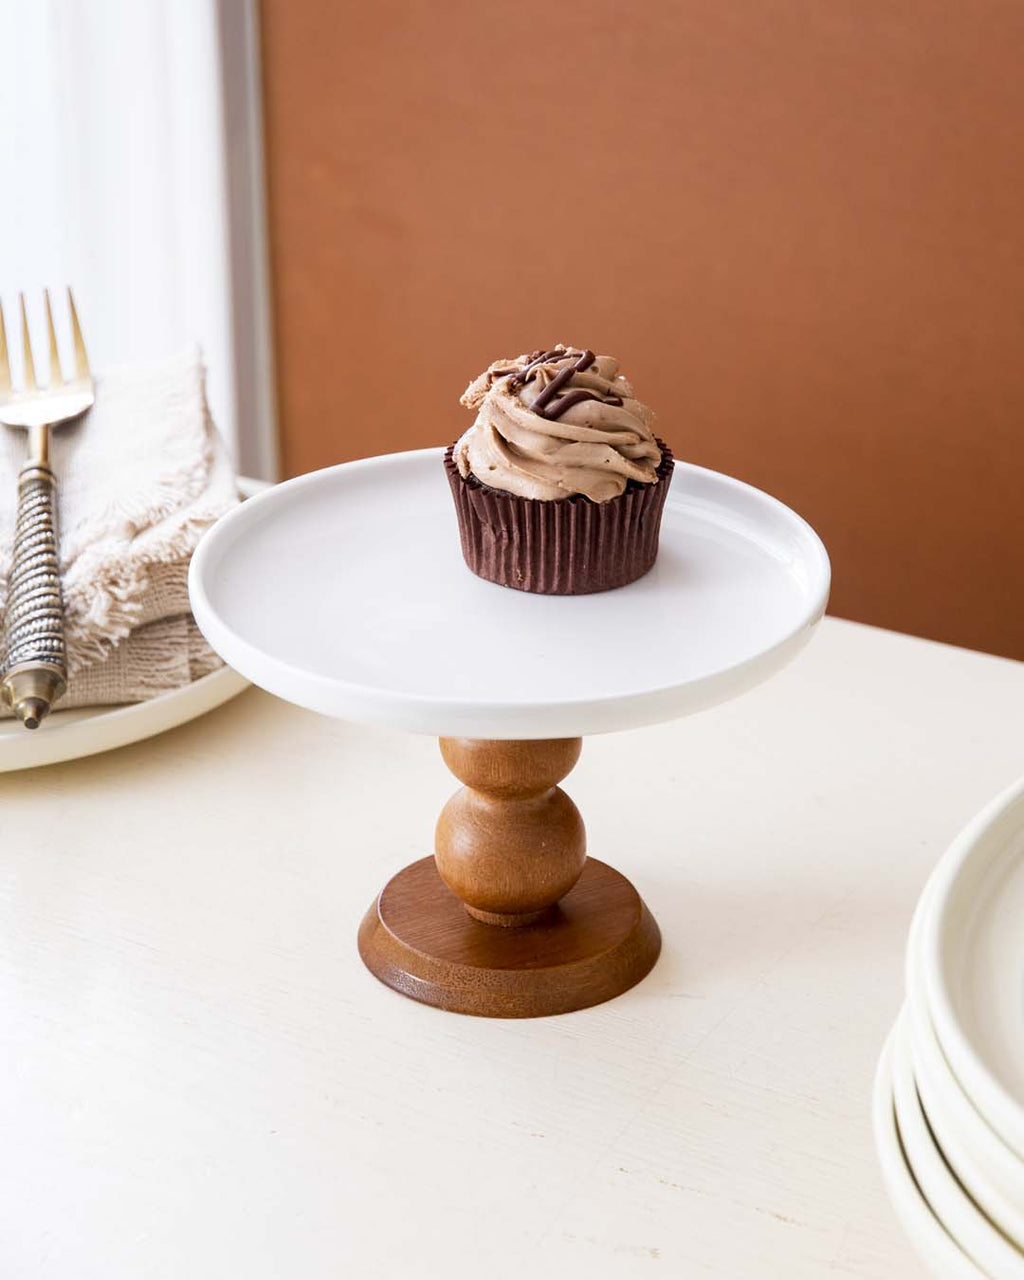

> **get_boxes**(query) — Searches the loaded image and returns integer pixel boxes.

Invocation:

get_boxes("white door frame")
[217,0,279,481]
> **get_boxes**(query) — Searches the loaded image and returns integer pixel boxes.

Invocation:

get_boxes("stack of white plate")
[874,776,1024,1278]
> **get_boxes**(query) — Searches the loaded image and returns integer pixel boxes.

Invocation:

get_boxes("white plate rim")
[890,1009,1024,1277]
[0,477,264,772]
[922,773,1024,1162]
[0,664,249,772]
[905,870,1024,1240]
[188,448,831,738]
[874,1025,987,1280]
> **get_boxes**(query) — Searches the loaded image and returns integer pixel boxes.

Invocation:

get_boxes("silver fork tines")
[0,289,94,432]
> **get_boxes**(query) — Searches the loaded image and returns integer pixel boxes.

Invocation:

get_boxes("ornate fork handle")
[2,462,67,727]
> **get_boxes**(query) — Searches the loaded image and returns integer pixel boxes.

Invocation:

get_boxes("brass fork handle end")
[2,463,67,728]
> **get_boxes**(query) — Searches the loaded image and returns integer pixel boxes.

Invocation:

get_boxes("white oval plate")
[906,874,1024,1243]
[0,478,264,772]
[189,448,830,738]
[923,774,1024,1163]
[891,1011,1024,1278]
[874,1028,986,1280]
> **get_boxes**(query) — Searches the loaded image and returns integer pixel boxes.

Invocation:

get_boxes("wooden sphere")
[435,786,586,925]
[439,737,581,799]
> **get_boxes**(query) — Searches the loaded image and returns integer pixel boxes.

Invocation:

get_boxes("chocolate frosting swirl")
[455,346,662,503]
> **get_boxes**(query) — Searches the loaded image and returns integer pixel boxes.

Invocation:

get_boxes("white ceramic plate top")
[873,1029,986,1280]
[905,875,1024,1241]
[924,776,1024,1162]
[0,479,263,772]
[890,1012,1024,1278]
[189,449,830,738]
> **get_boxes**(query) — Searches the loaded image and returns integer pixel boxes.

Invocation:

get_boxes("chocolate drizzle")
[544,388,624,419]
[499,345,633,423]
[528,348,593,416]
[507,348,566,392]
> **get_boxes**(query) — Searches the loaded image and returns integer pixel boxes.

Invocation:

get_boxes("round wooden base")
[358,856,661,1018]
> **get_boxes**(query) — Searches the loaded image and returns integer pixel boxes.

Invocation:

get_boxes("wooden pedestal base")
[358,738,661,1018]
[358,856,660,1018]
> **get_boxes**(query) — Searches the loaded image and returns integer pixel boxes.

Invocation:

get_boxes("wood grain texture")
[358,856,661,1018]
[360,738,660,1016]
[259,0,1024,660]
[5,618,1024,1276]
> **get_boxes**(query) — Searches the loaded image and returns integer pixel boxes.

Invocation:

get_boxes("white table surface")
[2,616,1023,1280]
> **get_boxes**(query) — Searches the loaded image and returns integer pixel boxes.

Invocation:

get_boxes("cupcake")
[444,345,674,594]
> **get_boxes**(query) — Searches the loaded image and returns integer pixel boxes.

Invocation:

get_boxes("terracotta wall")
[259,0,1024,660]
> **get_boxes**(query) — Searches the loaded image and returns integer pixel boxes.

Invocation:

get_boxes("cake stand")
[189,448,830,1018]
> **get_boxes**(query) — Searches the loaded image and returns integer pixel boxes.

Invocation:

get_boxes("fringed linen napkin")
[0,347,238,712]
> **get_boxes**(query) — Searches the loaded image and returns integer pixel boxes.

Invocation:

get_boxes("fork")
[0,289,94,728]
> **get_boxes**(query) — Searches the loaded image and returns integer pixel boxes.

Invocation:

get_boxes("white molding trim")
[216,0,280,481]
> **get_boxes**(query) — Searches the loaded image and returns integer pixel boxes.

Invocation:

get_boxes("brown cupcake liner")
[444,440,674,595]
